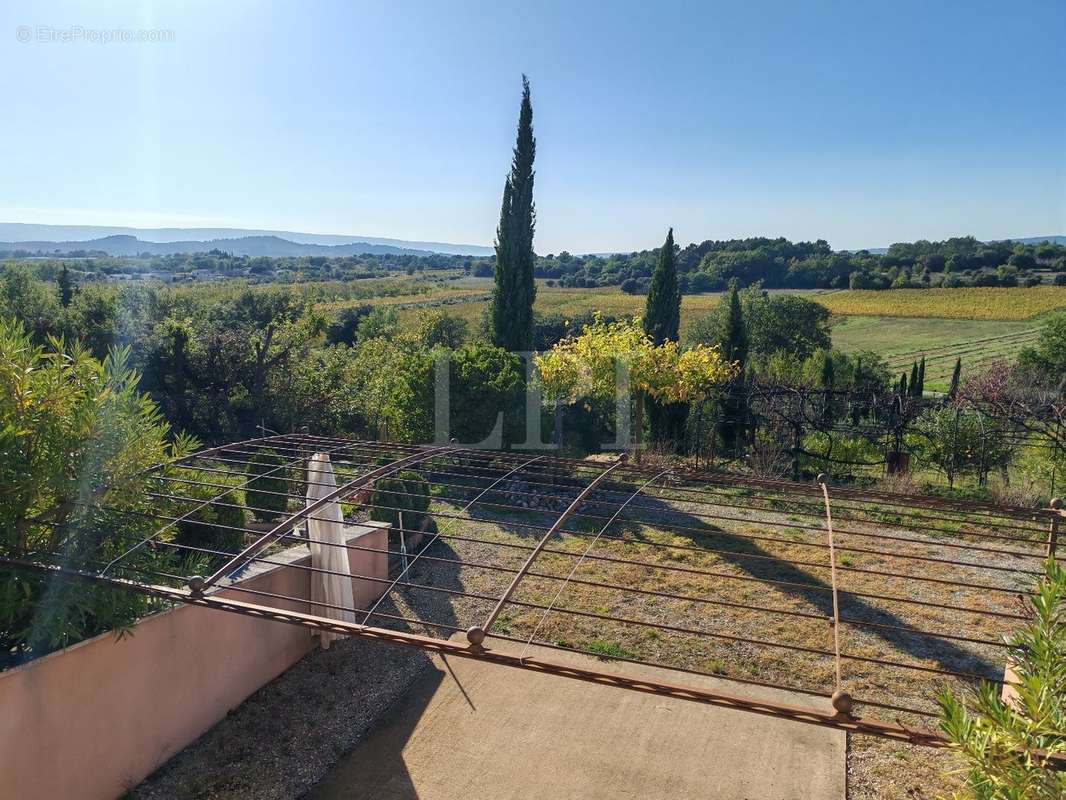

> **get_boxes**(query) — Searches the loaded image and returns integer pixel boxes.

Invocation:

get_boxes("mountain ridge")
[0,223,494,257]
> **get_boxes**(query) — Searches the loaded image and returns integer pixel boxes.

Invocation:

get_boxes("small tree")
[949,358,963,399]
[938,560,1066,799]
[535,315,735,453]
[57,265,77,307]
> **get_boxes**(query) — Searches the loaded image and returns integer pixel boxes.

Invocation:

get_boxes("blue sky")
[1,0,1063,252]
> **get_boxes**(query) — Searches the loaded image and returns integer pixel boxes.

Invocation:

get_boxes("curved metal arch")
[102,433,365,576]
[473,454,628,644]
[198,442,459,590]
[360,452,549,626]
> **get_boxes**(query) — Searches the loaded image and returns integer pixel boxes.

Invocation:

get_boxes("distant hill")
[0,223,494,257]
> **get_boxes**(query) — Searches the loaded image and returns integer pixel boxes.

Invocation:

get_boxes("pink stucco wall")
[0,523,389,800]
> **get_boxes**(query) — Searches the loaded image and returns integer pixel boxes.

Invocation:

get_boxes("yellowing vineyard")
[816,287,1066,321]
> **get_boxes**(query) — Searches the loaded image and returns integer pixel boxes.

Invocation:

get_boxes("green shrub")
[369,470,431,529]
[173,469,248,555]
[938,560,1066,799]
[0,319,193,660]
[245,448,290,522]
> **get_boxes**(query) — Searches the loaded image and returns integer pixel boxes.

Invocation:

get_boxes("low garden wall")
[0,522,390,800]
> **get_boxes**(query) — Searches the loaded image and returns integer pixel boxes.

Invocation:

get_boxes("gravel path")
[133,637,432,800]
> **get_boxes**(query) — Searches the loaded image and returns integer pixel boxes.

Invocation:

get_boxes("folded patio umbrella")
[305,452,357,648]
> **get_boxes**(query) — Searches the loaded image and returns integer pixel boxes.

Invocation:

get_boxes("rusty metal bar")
[359,453,547,625]
[4,558,1036,760]
[197,442,457,591]
[472,454,628,645]
[520,467,673,658]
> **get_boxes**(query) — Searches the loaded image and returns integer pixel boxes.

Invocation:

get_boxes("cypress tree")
[717,283,748,456]
[644,228,685,447]
[917,356,926,396]
[57,265,76,307]
[948,358,962,399]
[909,361,920,397]
[721,282,749,366]
[643,228,680,345]
[899,372,908,397]
[491,75,537,352]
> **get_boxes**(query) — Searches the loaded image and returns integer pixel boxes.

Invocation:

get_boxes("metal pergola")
[6,433,1063,757]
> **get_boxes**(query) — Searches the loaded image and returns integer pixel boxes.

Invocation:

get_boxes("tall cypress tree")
[909,361,920,397]
[644,229,685,447]
[643,228,680,345]
[917,356,926,396]
[948,358,962,399]
[721,283,749,366]
[717,283,749,456]
[491,75,537,352]
[57,265,76,307]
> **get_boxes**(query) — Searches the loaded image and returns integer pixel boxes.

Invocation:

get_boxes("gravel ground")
[132,637,432,800]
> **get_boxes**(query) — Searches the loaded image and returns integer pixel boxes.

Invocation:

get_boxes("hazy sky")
[2,0,1064,253]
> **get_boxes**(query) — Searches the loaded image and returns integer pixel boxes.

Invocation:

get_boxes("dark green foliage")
[909,361,920,397]
[948,357,962,398]
[57,265,76,307]
[326,304,372,346]
[1018,310,1066,375]
[449,341,524,445]
[644,228,687,448]
[369,470,434,556]
[245,449,290,522]
[491,76,537,352]
[715,284,749,456]
[917,356,926,395]
[721,283,749,367]
[690,286,831,362]
[643,228,680,345]
[174,471,248,554]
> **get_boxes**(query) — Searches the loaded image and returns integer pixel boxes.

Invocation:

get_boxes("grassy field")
[832,316,1041,390]
[389,284,827,337]
[816,287,1066,321]
[334,281,1058,390]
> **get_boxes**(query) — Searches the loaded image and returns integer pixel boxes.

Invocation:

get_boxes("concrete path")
[309,639,845,800]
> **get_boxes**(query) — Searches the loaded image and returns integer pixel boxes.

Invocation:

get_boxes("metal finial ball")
[617,451,630,463]
[816,473,828,485]
[831,690,854,715]
[466,626,485,646]
[187,575,205,594]
[1051,497,1063,510]
[449,437,458,445]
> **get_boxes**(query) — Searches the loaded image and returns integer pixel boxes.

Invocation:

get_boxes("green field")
[345,281,1057,391]
[816,286,1066,321]
[831,316,1040,389]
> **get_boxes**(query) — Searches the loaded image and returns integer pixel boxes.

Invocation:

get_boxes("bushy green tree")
[417,311,469,348]
[1018,311,1066,376]
[491,75,537,352]
[449,341,524,444]
[0,319,195,658]
[938,560,1066,799]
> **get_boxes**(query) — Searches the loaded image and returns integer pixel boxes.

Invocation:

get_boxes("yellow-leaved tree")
[535,314,735,452]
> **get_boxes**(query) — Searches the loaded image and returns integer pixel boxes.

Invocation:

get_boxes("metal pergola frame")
[5,432,1064,764]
